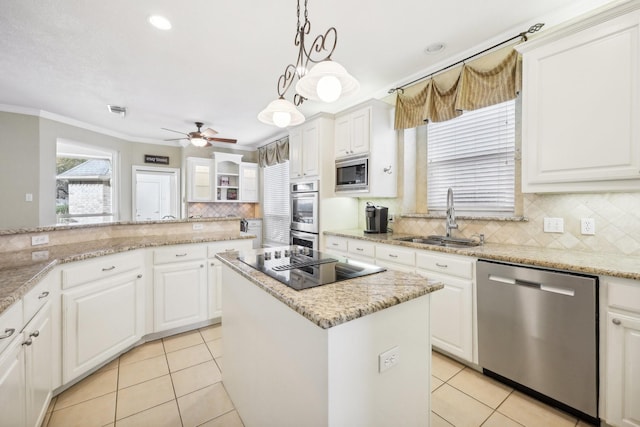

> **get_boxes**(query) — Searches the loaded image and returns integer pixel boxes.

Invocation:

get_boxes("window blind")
[427,100,515,214]
[263,161,290,246]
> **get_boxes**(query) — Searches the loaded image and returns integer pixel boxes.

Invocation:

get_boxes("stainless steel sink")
[393,234,481,248]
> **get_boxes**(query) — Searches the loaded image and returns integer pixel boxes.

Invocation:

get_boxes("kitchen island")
[216,248,443,427]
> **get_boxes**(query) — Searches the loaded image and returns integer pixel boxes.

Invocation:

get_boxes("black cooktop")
[237,246,386,291]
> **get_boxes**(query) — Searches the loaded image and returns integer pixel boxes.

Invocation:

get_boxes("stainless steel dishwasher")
[477,260,598,423]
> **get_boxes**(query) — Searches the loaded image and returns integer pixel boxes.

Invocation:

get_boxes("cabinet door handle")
[200,264,204,268]
[435,263,448,268]
[211,262,215,266]
[224,249,235,252]
[102,266,116,271]
[331,243,339,246]
[388,254,398,258]
[0,328,16,339]
[356,247,364,251]
[22,338,33,346]
[612,318,622,325]
[137,274,143,279]
[175,253,188,257]
[38,291,50,299]
[30,330,40,338]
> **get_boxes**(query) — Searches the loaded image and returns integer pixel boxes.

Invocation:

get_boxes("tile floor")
[40,324,595,427]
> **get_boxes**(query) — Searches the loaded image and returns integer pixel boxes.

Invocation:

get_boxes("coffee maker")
[364,202,388,234]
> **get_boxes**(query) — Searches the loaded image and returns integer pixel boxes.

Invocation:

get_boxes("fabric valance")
[258,137,289,167]
[394,48,521,129]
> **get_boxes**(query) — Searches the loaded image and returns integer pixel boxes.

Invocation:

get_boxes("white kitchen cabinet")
[416,251,475,363]
[375,243,415,273]
[289,115,334,180]
[153,245,208,331]
[324,235,348,257]
[240,162,259,202]
[207,240,253,319]
[604,277,640,427]
[186,157,215,202]
[347,239,375,263]
[214,153,242,202]
[62,253,145,382]
[516,4,640,193]
[0,330,25,427]
[334,106,370,157]
[24,301,53,427]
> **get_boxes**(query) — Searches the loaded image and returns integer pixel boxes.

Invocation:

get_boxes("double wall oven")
[290,180,319,250]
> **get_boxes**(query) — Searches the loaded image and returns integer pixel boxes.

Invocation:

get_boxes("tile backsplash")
[188,203,258,219]
[361,192,640,257]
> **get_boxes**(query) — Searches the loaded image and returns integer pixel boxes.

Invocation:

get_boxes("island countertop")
[215,248,443,329]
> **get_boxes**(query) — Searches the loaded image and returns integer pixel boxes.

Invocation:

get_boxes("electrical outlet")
[31,250,49,261]
[192,223,204,230]
[378,346,400,373]
[388,214,394,223]
[543,217,564,233]
[581,218,595,235]
[31,234,49,246]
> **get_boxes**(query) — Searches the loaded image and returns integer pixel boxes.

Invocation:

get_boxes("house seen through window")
[427,99,516,216]
[56,141,116,225]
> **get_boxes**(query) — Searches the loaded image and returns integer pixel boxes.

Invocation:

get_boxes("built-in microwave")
[335,153,368,192]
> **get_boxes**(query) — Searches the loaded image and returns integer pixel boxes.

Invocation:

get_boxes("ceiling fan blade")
[202,128,218,137]
[208,137,237,144]
[161,127,189,136]
[164,137,187,141]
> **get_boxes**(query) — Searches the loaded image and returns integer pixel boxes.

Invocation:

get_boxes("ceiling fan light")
[295,60,360,103]
[190,137,207,147]
[258,98,305,128]
[148,15,172,30]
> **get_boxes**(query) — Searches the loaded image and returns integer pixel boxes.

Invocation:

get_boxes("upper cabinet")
[517,4,640,193]
[335,107,370,157]
[334,100,397,197]
[289,115,334,182]
[187,155,259,203]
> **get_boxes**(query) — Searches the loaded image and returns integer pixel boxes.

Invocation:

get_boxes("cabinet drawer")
[608,278,640,313]
[0,302,23,355]
[375,244,415,267]
[207,240,253,258]
[415,252,474,280]
[23,275,53,324]
[154,245,207,264]
[348,240,375,258]
[62,252,143,289]
[325,236,347,253]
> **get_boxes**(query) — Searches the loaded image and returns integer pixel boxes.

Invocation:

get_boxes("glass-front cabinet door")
[187,157,214,202]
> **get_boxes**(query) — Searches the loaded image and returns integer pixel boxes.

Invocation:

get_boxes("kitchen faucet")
[445,187,458,237]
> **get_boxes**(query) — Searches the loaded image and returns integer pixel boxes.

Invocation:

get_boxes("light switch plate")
[31,235,49,246]
[543,217,564,233]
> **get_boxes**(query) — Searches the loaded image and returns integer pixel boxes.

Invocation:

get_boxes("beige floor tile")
[206,338,223,358]
[177,382,235,427]
[115,400,182,427]
[96,358,119,373]
[163,330,204,353]
[431,411,454,427]
[118,354,169,389]
[448,368,512,409]
[483,411,524,427]
[166,343,213,372]
[200,324,222,342]
[171,360,222,397]
[431,351,464,382]
[497,391,577,427]
[432,376,444,392]
[48,392,116,427]
[215,356,224,372]
[119,340,165,365]
[55,369,118,410]
[116,375,175,420]
[199,410,244,427]
[432,383,493,427]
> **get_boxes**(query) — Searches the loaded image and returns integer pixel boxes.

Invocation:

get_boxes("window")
[262,161,290,246]
[427,99,515,215]
[56,140,117,225]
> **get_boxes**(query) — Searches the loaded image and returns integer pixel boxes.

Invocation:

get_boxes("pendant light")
[258,0,359,128]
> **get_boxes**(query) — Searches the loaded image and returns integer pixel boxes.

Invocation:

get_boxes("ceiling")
[0,0,615,149]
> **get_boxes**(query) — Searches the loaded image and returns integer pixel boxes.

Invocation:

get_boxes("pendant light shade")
[258,98,306,128]
[295,60,360,103]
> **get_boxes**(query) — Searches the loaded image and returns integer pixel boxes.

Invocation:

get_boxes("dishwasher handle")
[489,274,575,296]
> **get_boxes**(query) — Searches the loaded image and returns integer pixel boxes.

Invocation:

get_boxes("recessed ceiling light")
[424,43,445,54]
[149,15,172,30]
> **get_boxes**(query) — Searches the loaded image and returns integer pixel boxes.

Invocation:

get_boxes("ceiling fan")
[162,122,237,147]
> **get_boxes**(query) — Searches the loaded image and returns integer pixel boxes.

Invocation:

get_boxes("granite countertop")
[0,232,254,315]
[215,249,443,329]
[325,229,640,281]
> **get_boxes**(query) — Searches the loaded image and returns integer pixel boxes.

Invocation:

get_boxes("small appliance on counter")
[364,202,388,234]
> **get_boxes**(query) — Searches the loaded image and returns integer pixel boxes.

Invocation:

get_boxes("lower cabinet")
[0,326,26,427]
[24,302,53,427]
[207,241,253,319]
[153,245,208,332]
[62,254,145,383]
[604,277,640,427]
